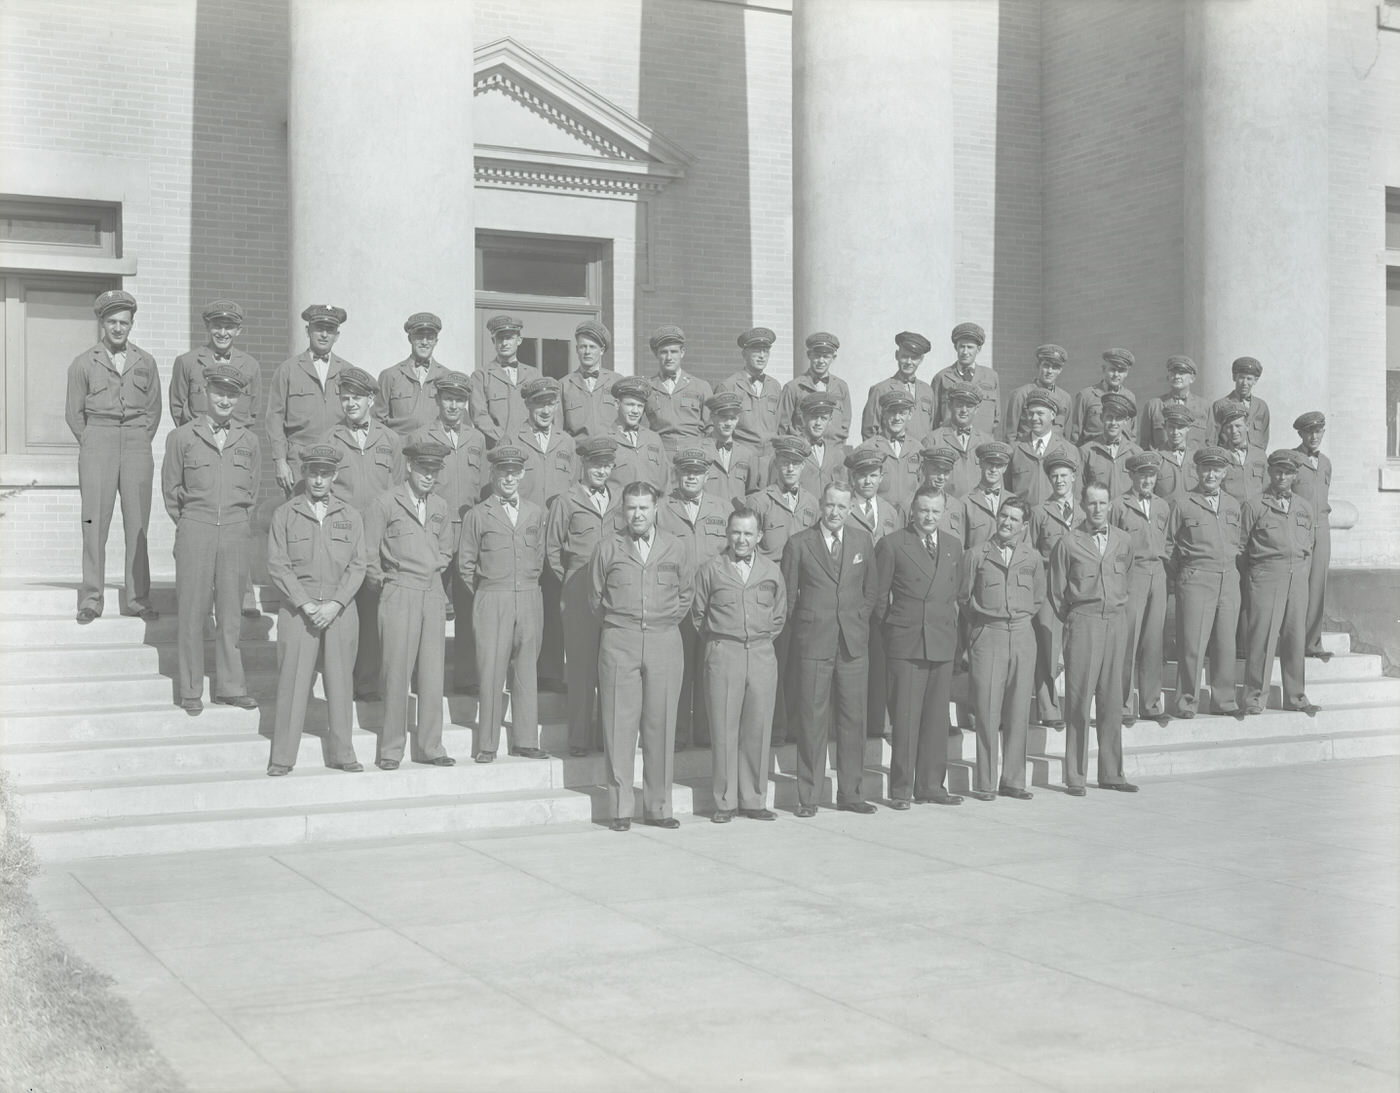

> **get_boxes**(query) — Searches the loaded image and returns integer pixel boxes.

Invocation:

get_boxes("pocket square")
[852,553,863,565]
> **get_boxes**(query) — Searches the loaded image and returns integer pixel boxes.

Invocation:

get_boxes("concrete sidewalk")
[32,758,1400,1092]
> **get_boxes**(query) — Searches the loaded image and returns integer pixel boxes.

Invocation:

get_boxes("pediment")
[474,38,691,198]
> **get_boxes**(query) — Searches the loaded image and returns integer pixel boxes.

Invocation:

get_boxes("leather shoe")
[1176,706,1196,720]
[122,607,160,622]
[739,808,776,821]
[915,792,962,806]
[1123,715,1137,727]
[1100,781,1140,793]
[1155,713,1173,727]
[329,761,363,773]
[509,746,549,759]
[610,818,631,832]
[1284,702,1321,717]
[474,752,495,764]
[1306,650,1333,662]
[1040,718,1065,730]
[420,755,455,767]
[837,801,877,814]
[889,799,912,811]
[998,786,1033,800]
[1245,703,1264,716]
[1066,785,1087,797]
[539,677,567,694]
[76,607,99,625]
[266,763,292,777]
[376,758,400,771]
[213,695,258,710]
[711,810,735,824]
[794,805,817,818]
[642,817,680,829]
[568,746,589,757]
[180,698,203,716]
[969,790,997,802]
[241,606,261,619]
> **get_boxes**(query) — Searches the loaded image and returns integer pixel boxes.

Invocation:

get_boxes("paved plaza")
[30,757,1400,1092]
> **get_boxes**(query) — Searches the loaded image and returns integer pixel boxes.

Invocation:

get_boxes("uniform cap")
[1166,355,1197,374]
[1043,451,1079,474]
[705,391,743,415]
[673,447,709,471]
[770,435,812,460]
[485,314,523,337]
[94,289,138,318]
[1194,445,1231,468]
[895,331,932,356]
[1215,403,1248,425]
[798,392,838,417]
[1102,347,1135,369]
[205,363,247,392]
[202,299,243,324]
[301,304,347,327]
[403,312,442,334]
[950,322,986,346]
[575,319,611,349]
[804,331,840,352]
[611,376,650,403]
[1231,356,1263,376]
[1099,392,1137,420]
[576,436,619,461]
[945,381,982,406]
[1023,389,1058,413]
[435,370,472,397]
[486,444,527,468]
[404,439,451,467]
[336,366,377,396]
[975,441,1013,465]
[1293,410,1325,432]
[648,324,686,352]
[919,446,958,472]
[845,447,887,473]
[1035,344,1067,365]
[1125,451,1162,474]
[1161,406,1194,428]
[300,444,341,470]
[737,326,777,349]
[878,390,915,415]
[520,376,560,404]
[1267,449,1302,469]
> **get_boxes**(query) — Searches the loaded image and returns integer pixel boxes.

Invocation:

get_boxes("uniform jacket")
[469,359,540,443]
[691,551,787,644]
[1110,492,1171,570]
[961,487,1003,551]
[763,439,849,499]
[716,370,784,448]
[363,484,453,592]
[848,495,902,542]
[861,375,937,441]
[858,434,924,515]
[1211,392,1270,451]
[645,372,712,448]
[1068,381,1138,446]
[1049,523,1135,621]
[1138,391,1209,451]
[589,528,694,630]
[781,523,879,659]
[923,425,989,497]
[746,484,820,562]
[1241,493,1315,574]
[959,537,1044,626]
[545,483,617,582]
[267,495,367,608]
[938,494,967,542]
[1005,381,1072,441]
[1079,438,1143,501]
[407,421,487,527]
[932,362,1001,438]
[873,526,964,661]
[607,424,670,494]
[1153,449,1197,506]
[266,349,350,461]
[1029,496,1080,562]
[701,437,762,504]
[1166,490,1243,575]
[559,369,619,437]
[1006,434,1078,507]
[66,342,162,441]
[329,419,403,512]
[457,493,546,591]
[376,358,449,437]
[1291,448,1332,520]
[1221,444,1268,506]
[162,419,260,526]
[169,346,260,428]
[777,372,853,443]
[514,424,578,511]
[657,490,730,564]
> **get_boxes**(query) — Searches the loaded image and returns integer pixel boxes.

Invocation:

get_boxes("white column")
[792,0,956,401]
[288,0,475,369]
[1183,0,1329,425]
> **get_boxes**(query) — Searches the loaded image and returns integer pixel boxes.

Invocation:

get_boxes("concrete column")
[288,0,475,370]
[792,0,956,401]
[1183,0,1329,425]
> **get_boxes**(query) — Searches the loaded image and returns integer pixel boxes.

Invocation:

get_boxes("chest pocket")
[755,578,778,608]
[646,446,661,466]
[286,526,315,564]
[712,588,739,608]
[568,511,598,537]
[554,453,573,474]
[679,394,704,416]
[523,522,541,548]
[373,444,396,473]
[86,370,111,396]
[231,445,254,471]
[185,451,216,492]
[129,365,152,393]
[703,517,727,540]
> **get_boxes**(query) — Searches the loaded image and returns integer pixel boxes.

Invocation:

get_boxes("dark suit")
[873,528,963,801]
[782,523,879,808]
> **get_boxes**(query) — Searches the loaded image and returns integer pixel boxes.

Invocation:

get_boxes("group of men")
[65,292,1331,827]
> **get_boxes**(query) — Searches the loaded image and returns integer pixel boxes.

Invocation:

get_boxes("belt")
[706,633,774,648]
[968,616,1031,631]
[84,418,147,428]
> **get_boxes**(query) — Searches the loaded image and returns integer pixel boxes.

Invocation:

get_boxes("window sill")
[1380,464,1400,491]
[0,249,136,277]
[1,454,78,489]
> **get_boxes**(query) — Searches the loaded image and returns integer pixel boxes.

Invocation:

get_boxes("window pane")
[1388,189,1400,251]
[26,286,105,447]
[480,252,588,297]
[541,338,570,380]
[1,216,102,248]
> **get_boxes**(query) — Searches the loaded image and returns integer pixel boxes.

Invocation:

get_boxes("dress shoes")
[998,786,1033,800]
[419,755,456,767]
[1066,785,1087,797]
[1306,650,1332,663]
[739,808,776,821]
[1155,713,1173,727]
[610,818,631,832]
[642,816,680,829]
[122,607,160,622]
[568,746,589,757]
[1284,701,1321,717]
[266,763,292,777]
[889,799,912,811]
[1245,703,1264,716]
[837,800,877,815]
[1099,781,1140,792]
[329,761,364,773]
[509,746,549,759]
[1040,718,1065,731]
[538,677,567,694]
[915,792,962,806]
[1123,715,1137,727]
[213,695,258,710]
[376,758,400,771]
[180,698,203,716]
[76,607,99,625]
[794,805,818,818]
[241,606,261,619]
[969,790,997,802]
[712,810,735,824]
[1176,706,1196,720]
[474,752,495,764]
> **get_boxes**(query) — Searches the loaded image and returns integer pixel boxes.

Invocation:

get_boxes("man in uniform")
[546,436,619,755]
[1240,450,1319,716]
[919,447,969,542]
[162,364,260,715]
[778,332,853,443]
[1219,404,1267,505]
[265,445,367,776]
[470,314,540,444]
[874,486,965,808]
[1212,355,1270,452]
[363,440,456,769]
[1165,446,1244,719]
[1006,390,1077,507]
[1049,481,1138,795]
[717,327,784,448]
[607,377,670,493]
[847,446,901,739]
[692,507,785,822]
[559,320,618,437]
[1069,348,1137,447]
[1153,406,1199,505]
[932,321,1000,439]
[66,289,161,624]
[1005,344,1071,442]
[267,304,350,495]
[861,331,937,441]
[1291,411,1333,661]
[407,371,487,694]
[1079,391,1141,501]
[590,481,695,831]
[458,444,551,763]
[960,492,1043,801]
[782,481,880,816]
[858,390,924,516]
[768,392,847,497]
[962,442,1013,551]
[327,365,403,701]
[1028,451,1080,729]
[1138,356,1208,452]
[1111,452,1172,725]
[924,381,990,497]
[701,391,762,504]
[377,312,450,438]
[644,325,711,453]
[660,448,730,750]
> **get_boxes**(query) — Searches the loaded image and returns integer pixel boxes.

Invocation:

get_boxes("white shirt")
[633,531,654,562]
[682,497,700,524]
[1092,528,1108,556]
[500,496,518,526]
[1032,435,1047,457]
[589,487,608,514]
[412,492,427,524]
[108,348,127,375]
[733,554,753,583]
[821,527,843,556]
[310,498,327,524]
[313,357,330,388]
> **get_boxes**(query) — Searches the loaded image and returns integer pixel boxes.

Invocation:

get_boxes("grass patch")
[0,773,186,1093]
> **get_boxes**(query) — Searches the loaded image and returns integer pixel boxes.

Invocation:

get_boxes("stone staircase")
[1,578,1397,861]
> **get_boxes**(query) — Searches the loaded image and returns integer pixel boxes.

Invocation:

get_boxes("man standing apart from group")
[67,290,161,624]
[932,322,999,439]
[267,305,350,495]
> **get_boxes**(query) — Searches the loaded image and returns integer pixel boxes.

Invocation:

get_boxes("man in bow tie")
[963,441,1014,551]
[645,325,712,453]
[931,321,1000,439]
[777,332,853,443]
[267,304,351,495]
[376,312,450,438]
[1005,344,1072,441]
[702,391,762,504]
[1028,451,1081,730]
[925,382,990,497]
[716,327,784,448]
[1111,452,1172,725]
[861,331,937,441]
[470,314,540,443]
[1290,411,1332,661]
[559,320,618,437]
[1211,355,1270,452]
[1007,389,1076,506]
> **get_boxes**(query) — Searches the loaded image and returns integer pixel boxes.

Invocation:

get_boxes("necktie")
[829,533,841,563]
[1234,450,1245,466]
[1061,501,1071,522]
[414,497,426,524]
[311,500,326,524]
[1278,495,1290,513]
[1205,494,1218,513]
[1139,495,1151,518]
[447,431,458,449]
[925,534,938,557]
[956,431,969,451]
[623,430,637,446]
[536,431,550,450]
[502,498,517,525]
[1034,437,1045,457]
[864,502,875,522]
[889,439,902,458]
[635,535,650,562]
